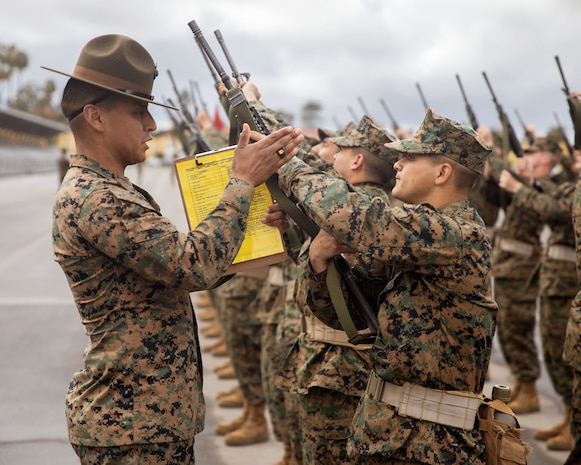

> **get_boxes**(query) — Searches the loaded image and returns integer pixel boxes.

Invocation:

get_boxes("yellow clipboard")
[174,145,287,274]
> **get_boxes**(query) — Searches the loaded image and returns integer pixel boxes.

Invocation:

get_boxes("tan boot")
[547,418,573,451]
[216,363,236,379]
[200,321,223,338]
[535,407,571,441]
[224,403,269,446]
[214,359,232,373]
[508,380,539,414]
[218,387,245,408]
[197,308,217,321]
[210,340,229,356]
[216,402,249,435]
[272,447,292,465]
[217,385,241,400]
[194,290,212,308]
[203,336,226,352]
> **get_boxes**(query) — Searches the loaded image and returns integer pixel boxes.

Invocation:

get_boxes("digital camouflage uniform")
[53,153,255,447]
[486,161,544,384]
[214,270,267,406]
[278,110,497,465]
[564,180,581,446]
[512,180,576,409]
[276,116,395,465]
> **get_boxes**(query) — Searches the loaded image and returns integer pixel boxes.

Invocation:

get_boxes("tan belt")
[366,371,482,430]
[497,238,534,258]
[302,315,373,350]
[547,245,576,263]
[239,266,269,280]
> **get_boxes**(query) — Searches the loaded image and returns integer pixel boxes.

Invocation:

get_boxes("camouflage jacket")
[279,157,497,464]
[511,180,577,296]
[564,181,581,369]
[53,154,254,446]
[276,181,388,397]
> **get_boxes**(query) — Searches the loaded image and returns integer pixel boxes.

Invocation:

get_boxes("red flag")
[213,104,226,131]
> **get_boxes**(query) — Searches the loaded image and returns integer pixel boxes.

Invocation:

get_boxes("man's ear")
[82,104,105,132]
[352,152,365,168]
[434,162,453,185]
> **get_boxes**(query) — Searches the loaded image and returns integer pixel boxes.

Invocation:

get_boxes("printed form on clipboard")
[174,145,287,274]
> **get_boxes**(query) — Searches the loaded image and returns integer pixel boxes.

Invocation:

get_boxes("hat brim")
[41,65,178,111]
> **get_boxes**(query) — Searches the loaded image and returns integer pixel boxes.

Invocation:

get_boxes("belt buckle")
[366,372,385,400]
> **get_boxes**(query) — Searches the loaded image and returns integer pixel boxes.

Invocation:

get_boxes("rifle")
[482,71,524,159]
[455,74,479,130]
[163,99,191,158]
[214,29,250,83]
[514,108,535,145]
[554,111,574,156]
[347,105,358,122]
[188,20,379,340]
[379,98,400,132]
[167,97,212,155]
[357,96,371,117]
[555,55,581,150]
[415,82,429,110]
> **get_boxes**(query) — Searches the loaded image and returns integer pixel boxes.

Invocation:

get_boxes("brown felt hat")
[42,34,176,111]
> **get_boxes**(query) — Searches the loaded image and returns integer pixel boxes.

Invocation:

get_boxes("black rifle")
[482,71,524,158]
[555,55,581,150]
[189,80,200,114]
[188,20,379,338]
[347,105,358,122]
[514,108,535,145]
[455,74,479,130]
[415,82,429,110]
[214,29,250,83]
[379,98,400,132]
[163,99,191,158]
[357,96,371,117]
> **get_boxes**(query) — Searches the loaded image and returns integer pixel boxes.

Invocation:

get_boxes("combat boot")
[224,403,269,446]
[508,380,539,414]
[194,290,212,308]
[217,385,240,399]
[197,307,217,321]
[272,447,292,465]
[210,340,229,356]
[547,421,573,451]
[216,402,249,435]
[535,407,571,440]
[203,336,226,353]
[216,362,236,379]
[218,386,245,408]
[200,321,223,337]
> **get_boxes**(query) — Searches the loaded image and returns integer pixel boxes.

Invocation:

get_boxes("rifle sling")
[326,259,377,345]
[225,88,374,342]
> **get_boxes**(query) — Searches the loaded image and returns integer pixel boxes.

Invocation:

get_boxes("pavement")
[0,155,572,465]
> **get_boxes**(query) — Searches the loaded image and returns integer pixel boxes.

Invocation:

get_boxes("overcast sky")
[2,0,581,139]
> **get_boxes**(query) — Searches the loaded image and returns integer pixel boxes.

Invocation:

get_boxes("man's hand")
[262,203,290,233]
[498,169,524,193]
[232,123,303,187]
[240,81,261,101]
[309,230,355,274]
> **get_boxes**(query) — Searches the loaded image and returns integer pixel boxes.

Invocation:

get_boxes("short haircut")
[358,148,396,186]
[429,154,479,192]
[61,78,111,123]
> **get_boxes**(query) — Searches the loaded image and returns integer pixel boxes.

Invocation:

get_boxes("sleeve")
[79,177,254,289]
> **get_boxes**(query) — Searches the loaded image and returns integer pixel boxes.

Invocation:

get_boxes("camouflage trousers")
[216,275,265,405]
[262,323,303,464]
[571,369,581,445]
[540,295,574,405]
[299,386,360,465]
[493,277,540,381]
[71,439,195,465]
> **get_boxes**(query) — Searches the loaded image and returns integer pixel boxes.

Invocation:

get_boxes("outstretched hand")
[232,123,303,187]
